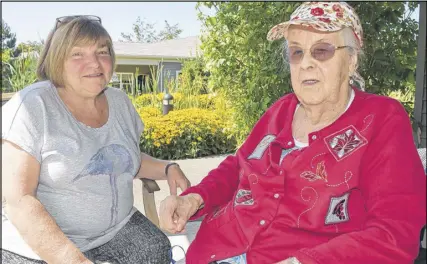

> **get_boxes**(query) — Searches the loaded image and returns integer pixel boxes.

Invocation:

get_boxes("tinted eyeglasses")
[288,42,349,64]
[54,15,101,30]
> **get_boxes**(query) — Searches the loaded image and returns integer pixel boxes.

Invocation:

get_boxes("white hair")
[340,27,365,90]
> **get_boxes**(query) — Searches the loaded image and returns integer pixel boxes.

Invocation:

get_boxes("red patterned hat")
[267,2,363,47]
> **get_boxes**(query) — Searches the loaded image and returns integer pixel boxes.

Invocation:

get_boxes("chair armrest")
[140,178,161,227]
[140,178,161,193]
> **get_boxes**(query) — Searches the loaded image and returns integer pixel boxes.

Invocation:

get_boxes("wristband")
[165,162,179,176]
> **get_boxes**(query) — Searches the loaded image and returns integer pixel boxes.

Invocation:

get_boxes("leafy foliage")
[348,2,419,95]
[197,2,420,143]
[6,54,38,92]
[177,56,210,96]
[13,41,44,58]
[2,19,17,91]
[1,20,43,92]
[2,48,11,65]
[2,19,16,50]
[196,2,300,142]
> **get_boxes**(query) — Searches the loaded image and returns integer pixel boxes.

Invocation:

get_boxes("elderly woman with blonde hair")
[2,16,190,264]
[159,2,426,264]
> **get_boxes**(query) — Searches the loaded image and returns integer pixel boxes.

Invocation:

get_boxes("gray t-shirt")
[2,81,144,259]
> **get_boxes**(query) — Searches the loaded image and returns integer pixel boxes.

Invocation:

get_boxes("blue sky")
[2,2,216,44]
[2,2,419,45]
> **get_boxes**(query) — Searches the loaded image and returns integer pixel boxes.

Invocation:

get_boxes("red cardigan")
[181,88,426,264]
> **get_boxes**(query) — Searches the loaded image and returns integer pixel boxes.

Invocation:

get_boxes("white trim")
[159,61,163,93]
[116,58,160,66]
[116,56,184,65]
[116,54,193,60]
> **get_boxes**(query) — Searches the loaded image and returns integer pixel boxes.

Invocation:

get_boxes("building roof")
[113,36,201,59]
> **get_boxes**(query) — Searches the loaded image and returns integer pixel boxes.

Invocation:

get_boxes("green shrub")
[139,108,236,159]
[130,92,219,111]
[386,83,416,122]
[6,54,38,92]
[177,56,210,95]
[137,106,162,118]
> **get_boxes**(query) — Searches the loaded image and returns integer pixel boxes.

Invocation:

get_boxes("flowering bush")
[130,92,216,111]
[138,108,236,160]
[137,106,162,118]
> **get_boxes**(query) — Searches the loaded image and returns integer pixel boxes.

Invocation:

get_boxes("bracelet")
[165,162,179,176]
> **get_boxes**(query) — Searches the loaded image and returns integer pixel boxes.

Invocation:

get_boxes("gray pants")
[1,211,171,264]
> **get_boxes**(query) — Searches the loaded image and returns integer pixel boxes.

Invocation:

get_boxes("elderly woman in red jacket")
[160,2,426,264]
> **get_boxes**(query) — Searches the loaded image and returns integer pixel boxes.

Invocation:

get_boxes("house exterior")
[111,36,201,94]
[414,2,426,148]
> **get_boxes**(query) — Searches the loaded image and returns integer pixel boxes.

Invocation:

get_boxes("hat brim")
[267,19,343,41]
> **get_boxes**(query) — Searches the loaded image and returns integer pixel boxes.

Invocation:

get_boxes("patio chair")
[140,178,161,227]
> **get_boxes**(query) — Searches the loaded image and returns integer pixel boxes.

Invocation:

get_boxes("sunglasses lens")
[288,46,304,63]
[85,15,102,22]
[311,43,335,61]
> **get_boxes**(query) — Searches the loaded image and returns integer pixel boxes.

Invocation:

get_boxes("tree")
[349,2,419,95]
[13,40,44,58]
[2,19,17,50]
[197,2,300,141]
[197,2,419,142]
[120,17,182,43]
[2,19,17,91]
[158,20,183,41]
[1,20,43,92]
[120,16,159,43]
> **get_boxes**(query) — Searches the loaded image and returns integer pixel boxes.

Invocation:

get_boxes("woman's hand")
[166,164,191,195]
[159,193,203,234]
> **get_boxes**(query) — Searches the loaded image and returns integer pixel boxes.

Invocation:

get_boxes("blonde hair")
[36,17,116,88]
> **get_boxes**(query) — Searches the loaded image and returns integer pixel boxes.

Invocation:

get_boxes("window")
[110,72,134,94]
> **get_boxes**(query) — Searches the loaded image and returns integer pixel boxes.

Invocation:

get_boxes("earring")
[349,79,354,85]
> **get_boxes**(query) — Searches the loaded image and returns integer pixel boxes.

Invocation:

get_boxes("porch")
[110,59,183,95]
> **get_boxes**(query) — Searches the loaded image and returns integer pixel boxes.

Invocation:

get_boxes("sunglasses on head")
[288,42,350,64]
[54,15,102,30]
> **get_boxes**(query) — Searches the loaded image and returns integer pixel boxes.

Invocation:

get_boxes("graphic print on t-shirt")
[72,144,134,227]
